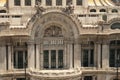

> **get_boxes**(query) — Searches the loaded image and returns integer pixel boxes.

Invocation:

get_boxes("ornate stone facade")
[0,0,120,80]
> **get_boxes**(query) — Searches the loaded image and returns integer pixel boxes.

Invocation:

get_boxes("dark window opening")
[46,0,52,6]
[100,9,106,12]
[14,0,21,6]
[111,23,120,29]
[0,10,6,13]
[90,9,96,12]
[112,9,118,13]
[25,0,31,6]
[76,0,82,5]
[56,0,62,6]
[84,76,93,80]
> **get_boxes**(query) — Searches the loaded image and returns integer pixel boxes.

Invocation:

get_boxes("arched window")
[25,0,31,6]
[81,41,94,67]
[43,26,64,69]
[111,22,120,29]
[76,0,82,5]
[109,40,120,67]
[90,9,96,12]
[112,9,118,13]
[14,0,21,6]
[100,9,106,12]
[56,0,62,6]
[46,0,52,6]
[0,10,6,13]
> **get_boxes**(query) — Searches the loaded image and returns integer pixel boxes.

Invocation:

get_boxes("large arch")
[27,12,80,40]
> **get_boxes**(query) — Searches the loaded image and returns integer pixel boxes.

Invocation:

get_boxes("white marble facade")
[0,0,120,80]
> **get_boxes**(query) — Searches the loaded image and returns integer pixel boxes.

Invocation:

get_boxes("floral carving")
[44,26,63,37]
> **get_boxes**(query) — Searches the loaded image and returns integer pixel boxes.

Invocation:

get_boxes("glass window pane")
[66,0,72,5]
[58,50,63,68]
[83,49,88,67]
[18,51,24,68]
[14,0,21,6]
[90,49,94,66]
[84,76,93,80]
[109,49,115,67]
[46,0,52,6]
[56,0,62,6]
[76,0,82,5]
[43,50,49,68]
[25,0,31,6]
[51,50,56,68]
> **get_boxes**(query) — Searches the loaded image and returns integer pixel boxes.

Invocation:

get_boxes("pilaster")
[74,43,81,68]
[42,0,46,7]
[73,0,76,6]
[28,42,35,69]
[0,45,6,71]
[52,0,56,6]
[102,42,109,69]
[40,43,43,69]
[8,44,12,70]
[69,43,73,69]
[21,0,25,7]
[63,0,66,7]
[36,44,40,69]
[96,43,102,68]
[32,0,35,7]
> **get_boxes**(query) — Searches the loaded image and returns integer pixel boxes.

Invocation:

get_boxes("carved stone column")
[102,41,109,69]
[28,42,35,69]
[8,44,12,70]
[42,0,46,6]
[74,43,81,68]
[36,44,40,69]
[31,0,35,7]
[96,42,102,68]
[0,45,6,71]
[63,0,66,7]
[40,43,43,69]
[21,0,24,7]
[68,43,73,69]
[52,0,56,6]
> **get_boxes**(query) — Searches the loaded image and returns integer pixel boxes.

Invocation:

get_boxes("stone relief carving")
[44,26,63,37]
[62,2,74,14]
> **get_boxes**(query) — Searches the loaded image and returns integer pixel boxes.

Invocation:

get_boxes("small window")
[56,0,62,6]
[0,10,6,13]
[76,0,82,5]
[111,23,120,29]
[46,0,52,6]
[90,9,96,12]
[112,9,118,13]
[66,0,72,5]
[25,0,31,6]
[14,0,21,6]
[100,9,106,12]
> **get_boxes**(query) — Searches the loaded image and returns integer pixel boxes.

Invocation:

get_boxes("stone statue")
[35,1,45,15]
[62,2,74,14]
